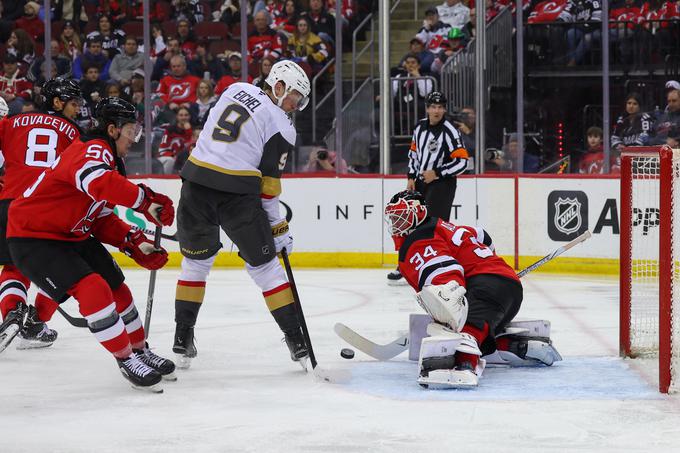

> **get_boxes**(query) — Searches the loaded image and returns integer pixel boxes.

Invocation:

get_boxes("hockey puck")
[340,348,355,359]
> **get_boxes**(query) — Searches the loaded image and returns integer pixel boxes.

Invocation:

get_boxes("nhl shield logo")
[554,197,582,235]
[547,190,588,241]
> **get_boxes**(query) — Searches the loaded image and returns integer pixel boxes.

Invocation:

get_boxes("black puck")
[340,348,355,359]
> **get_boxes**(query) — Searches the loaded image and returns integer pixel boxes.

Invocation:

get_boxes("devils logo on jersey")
[168,83,192,101]
[71,200,107,234]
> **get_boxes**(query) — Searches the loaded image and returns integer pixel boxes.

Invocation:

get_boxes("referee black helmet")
[425,91,446,107]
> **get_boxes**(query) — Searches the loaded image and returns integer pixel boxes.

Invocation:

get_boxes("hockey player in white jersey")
[172,60,310,369]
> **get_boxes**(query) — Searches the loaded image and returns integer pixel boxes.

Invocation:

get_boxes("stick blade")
[334,323,408,361]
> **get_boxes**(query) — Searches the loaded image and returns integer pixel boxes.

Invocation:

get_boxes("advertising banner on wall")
[121,175,621,273]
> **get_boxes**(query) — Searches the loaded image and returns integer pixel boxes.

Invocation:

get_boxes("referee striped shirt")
[407,117,469,180]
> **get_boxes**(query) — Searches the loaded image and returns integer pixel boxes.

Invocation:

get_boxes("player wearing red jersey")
[6,97,176,392]
[0,78,84,353]
[385,190,560,388]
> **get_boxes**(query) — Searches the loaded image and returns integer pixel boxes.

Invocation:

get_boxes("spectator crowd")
[0,0,373,174]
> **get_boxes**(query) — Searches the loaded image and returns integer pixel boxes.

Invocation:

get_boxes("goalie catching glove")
[271,220,293,255]
[134,184,175,227]
[416,281,468,332]
[120,229,168,270]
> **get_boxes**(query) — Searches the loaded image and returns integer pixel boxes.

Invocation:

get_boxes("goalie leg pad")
[417,360,486,389]
[500,319,552,338]
[416,282,468,332]
[417,333,485,389]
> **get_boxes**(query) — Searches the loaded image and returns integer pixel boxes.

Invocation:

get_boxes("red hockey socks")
[457,323,491,369]
[112,283,145,349]
[0,265,30,318]
[34,291,58,322]
[69,273,132,359]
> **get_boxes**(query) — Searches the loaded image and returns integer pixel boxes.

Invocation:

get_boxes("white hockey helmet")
[265,60,311,111]
[0,98,8,118]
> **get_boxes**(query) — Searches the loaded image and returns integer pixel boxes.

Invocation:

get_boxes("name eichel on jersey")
[181,82,296,198]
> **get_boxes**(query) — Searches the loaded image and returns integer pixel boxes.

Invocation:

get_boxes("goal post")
[620,145,678,393]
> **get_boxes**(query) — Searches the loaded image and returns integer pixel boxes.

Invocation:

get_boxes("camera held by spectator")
[485,148,504,161]
[304,145,348,173]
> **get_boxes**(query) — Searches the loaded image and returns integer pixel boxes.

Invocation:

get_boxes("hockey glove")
[134,184,175,227]
[120,229,169,270]
[272,220,293,256]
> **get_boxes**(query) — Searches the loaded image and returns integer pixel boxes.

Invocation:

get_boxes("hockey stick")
[131,225,178,242]
[56,305,88,328]
[281,249,350,383]
[336,230,593,360]
[143,226,162,339]
[516,230,592,278]
[55,226,172,330]
[334,323,409,361]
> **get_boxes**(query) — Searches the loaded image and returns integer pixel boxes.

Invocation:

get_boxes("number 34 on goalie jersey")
[399,218,520,291]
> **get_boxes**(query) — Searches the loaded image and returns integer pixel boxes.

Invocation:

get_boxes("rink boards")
[112,174,623,274]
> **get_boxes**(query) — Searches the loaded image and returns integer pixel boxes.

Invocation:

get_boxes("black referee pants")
[415,178,457,222]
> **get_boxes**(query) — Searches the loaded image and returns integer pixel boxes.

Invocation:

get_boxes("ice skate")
[387,268,408,286]
[503,335,562,366]
[16,305,58,350]
[284,328,308,370]
[0,302,27,354]
[116,354,163,393]
[172,323,197,369]
[135,342,177,381]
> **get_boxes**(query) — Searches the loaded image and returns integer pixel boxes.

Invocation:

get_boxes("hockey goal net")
[620,145,680,393]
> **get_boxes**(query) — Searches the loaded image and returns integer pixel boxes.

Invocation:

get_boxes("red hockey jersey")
[0,112,80,200]
[528,0,567,23]
[0,71,33,100]
[398,218,519,292]
[157,74,201,105]
[158,125,193,158]
[247,29,283,61]
[7,137,143,242]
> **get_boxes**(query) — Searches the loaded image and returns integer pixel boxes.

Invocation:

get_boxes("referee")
[388,91,469,284]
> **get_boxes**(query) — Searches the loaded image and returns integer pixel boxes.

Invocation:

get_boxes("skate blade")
[0,324,20,354]
[15,337,55,350]
[175,354,193,369]
[130,382,164,394]
[162,372,178,381]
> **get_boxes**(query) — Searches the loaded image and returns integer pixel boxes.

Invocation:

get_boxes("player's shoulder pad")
[265,103,296,146]
[399,217,438,262]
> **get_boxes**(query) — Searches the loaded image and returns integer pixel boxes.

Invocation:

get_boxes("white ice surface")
[2,270,680,452]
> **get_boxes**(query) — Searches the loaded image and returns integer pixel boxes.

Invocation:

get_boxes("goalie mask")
[385,190,428,237]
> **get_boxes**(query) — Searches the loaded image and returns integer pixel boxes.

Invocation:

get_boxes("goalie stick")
[337,230,592,360]
[281,249,350,383]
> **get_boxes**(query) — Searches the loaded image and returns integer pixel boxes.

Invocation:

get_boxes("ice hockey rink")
[2,268,680,453]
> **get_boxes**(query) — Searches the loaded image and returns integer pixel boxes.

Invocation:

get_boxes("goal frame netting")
[620,145,677,393]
